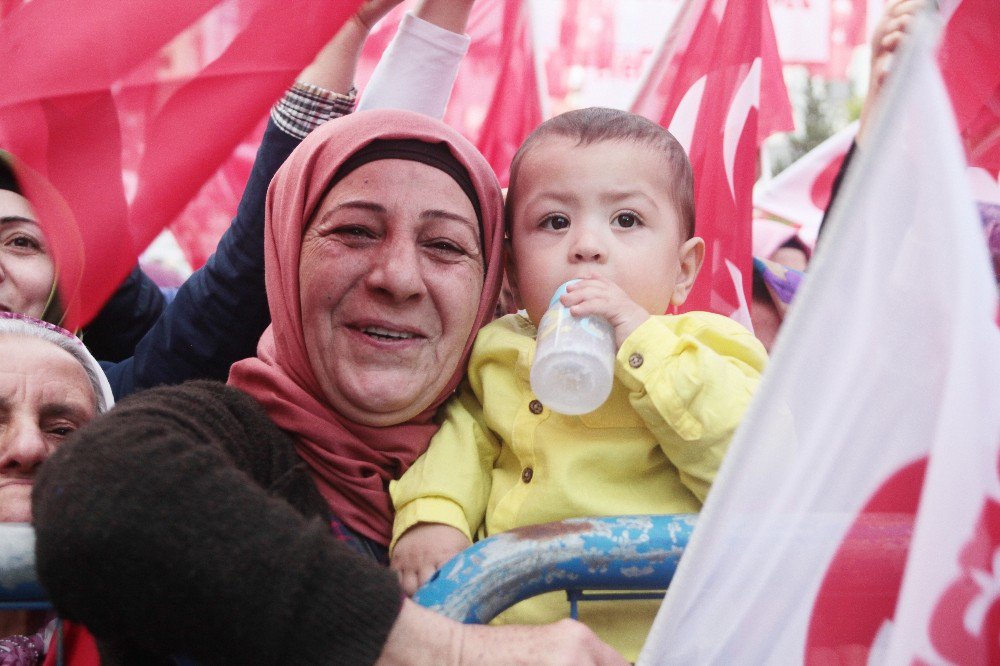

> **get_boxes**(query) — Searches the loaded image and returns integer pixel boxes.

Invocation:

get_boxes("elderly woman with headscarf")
[30,110,628,665]
[0,312,114,663]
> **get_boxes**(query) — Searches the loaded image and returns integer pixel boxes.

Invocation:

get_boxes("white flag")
[753,122,857,248]
[638,14,1000,665]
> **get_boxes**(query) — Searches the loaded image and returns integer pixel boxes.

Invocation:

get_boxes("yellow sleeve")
[389,381,500,551]
[615,313,767,502]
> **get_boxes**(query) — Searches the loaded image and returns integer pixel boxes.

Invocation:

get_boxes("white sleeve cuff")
[357,12,471,119]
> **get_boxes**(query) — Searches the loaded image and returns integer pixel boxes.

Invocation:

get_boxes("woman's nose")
[365,236,427,302]
[0,422,49,475]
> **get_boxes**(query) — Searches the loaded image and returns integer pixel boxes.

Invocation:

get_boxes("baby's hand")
[391,523,471,596]
[562,276,650,349]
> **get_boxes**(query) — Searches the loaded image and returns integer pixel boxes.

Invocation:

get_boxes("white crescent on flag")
[666,74,706,155]
[723,57,761,202]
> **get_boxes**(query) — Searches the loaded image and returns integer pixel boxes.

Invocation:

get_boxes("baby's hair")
[506,107,695,238]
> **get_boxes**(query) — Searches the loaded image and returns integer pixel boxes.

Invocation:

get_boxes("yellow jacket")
[391,312,766,660]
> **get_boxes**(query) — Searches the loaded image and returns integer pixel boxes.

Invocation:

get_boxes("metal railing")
[0,523,49,611]
[413,514,694,623]
[2,514,695,620]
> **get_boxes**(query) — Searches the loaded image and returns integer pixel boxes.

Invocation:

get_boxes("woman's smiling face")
[298,159,484,427]
[0,191,55,320]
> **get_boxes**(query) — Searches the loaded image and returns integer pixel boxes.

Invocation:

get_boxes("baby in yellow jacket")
[390,107,767,661]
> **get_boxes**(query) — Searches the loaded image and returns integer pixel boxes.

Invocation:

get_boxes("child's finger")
[561,279,614,306]
[401,569,421,597]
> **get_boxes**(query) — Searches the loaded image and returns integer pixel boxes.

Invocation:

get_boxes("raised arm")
[819,0,927,244]
[297,0,406,93]
[100,4,401,397]
[358,0,476,119]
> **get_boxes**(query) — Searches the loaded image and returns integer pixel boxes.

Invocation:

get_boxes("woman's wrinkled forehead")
[319,138,482,231]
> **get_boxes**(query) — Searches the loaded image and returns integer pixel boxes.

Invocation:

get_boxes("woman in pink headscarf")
[226,106,505,558]
[32,109,627,665]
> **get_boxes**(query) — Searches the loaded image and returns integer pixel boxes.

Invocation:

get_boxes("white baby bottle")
[529,280,615,415]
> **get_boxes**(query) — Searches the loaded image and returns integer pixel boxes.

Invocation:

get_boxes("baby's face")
[508,137,692,325]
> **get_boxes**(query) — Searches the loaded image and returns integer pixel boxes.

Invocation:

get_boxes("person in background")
[752,0,927,353]
[0,312,114,664]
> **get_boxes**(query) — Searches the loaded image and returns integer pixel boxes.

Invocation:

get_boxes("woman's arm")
[819,0,925,244]
[377,599,629,666]
[81,265,166,362]
[358,0,475,119]
[33,381,402,665]
[99,116,300,397]
[99,4,402,397]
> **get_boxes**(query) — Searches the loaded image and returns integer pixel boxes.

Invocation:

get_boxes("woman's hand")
[858,0,927,145]
[456,619,631,666]
[353,0,406,33]
[376,600,631,665]
[391,523,471,596]
[297,0,405,92]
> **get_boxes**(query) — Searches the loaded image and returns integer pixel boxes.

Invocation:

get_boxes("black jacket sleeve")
[32,381,403,666]
[82,266,166,362]
[101,119,299,398]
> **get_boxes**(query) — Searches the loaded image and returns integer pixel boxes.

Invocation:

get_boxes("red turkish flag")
[631,0,793,323]
[938,0,1000,177]
[0,0,363,329]
[474,0,543,186]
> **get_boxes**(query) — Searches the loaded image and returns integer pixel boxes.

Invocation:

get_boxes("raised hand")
[353,0,406,32]
[858,0,928,145]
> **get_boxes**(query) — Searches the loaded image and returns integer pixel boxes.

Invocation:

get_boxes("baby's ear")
[669,237,706,307]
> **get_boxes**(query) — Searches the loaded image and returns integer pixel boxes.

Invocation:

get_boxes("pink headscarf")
[229,110,504,546]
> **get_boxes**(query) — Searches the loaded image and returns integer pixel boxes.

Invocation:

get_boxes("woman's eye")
[5,234,42,251]
[331,225,376,240]
[541,215,570,231]
[612,212,641,229]
[428,240,463,254]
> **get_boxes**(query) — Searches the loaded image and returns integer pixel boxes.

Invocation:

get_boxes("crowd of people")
[2,0,993,663]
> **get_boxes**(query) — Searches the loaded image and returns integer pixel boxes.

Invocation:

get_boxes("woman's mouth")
[361,326,418,341]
